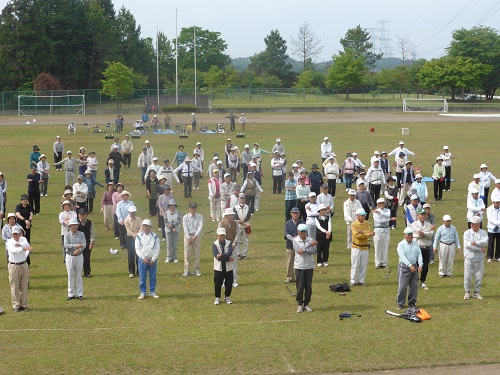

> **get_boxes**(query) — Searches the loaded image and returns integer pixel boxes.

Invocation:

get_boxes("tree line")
[0,0,499,100]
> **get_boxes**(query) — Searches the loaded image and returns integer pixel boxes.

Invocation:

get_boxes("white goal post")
[402,98,448,113]
[18,94,85,116]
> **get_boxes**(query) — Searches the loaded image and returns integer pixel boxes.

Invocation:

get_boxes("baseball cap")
[348,189,356,195]
[376,198,385,204]
[291,207,300,213]
[297,224,307,232]
[142,219,152,226]
[216,228,226,235]
[308,192,316,198]
[417,209,426,214]
[128,206,137,213]
[480,164,488,169]
[11,226,21,234]
[404,227,413,234]
[473,174,480,179]
[410,194,419,200]
[443,215,451,221]
[470,216,482,224]
[355,208,366,216]
[189,202,197,209]
[423,203,431,208]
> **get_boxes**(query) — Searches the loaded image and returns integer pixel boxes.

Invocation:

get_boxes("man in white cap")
[194,142,205,170]
[104,159,119,185]
[240,144,252,183]
[53,150,84,186]
[121,134,133,169]
[370,150,381,165]
[220,173,236,212]
[490,179,500,203]
[398,160,415,203]
[410,208,434,290]
[239,112,247,131]
[350,208,375,286]
[439,146,453,191]
[135,219,161,300]
[463,215,488,300]
[410,173,428,205]
[64,218,86,300]
[234,193,251,259]
[478,164,496,206]
[174,156,200,198]
[124,205,141,277]
[396,227,423,309]
[182,202,203,276]
[116,191,134,249]
[467,173,484,200]
[37,154,50,197]
[433,215,461,277]
[372,198,395,269]
[212,227,235,305]
[343,189,362,249]
[271,151,284,194]
[467,188,486,228]
[293,223,317,313]
[73,175,88,212]
[158,158,177,187]
[53,135,64,171]
[323,155,339,197]
[271,138,285,157]
[486,197,500,262]
[144,140,154,158]
[405,194,421,225]
[164,199,181,263]
[137,147,152,184]
[388,141,415,163]
[6,226,31,312]
[320,137,332,168]
[366,158,385,202]
[110,138,122,153]
[145,157,161,183]
[219,208,239,286]
[432,156,446,201]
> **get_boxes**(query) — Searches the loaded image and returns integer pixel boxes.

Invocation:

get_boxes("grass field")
[0,112,499,374]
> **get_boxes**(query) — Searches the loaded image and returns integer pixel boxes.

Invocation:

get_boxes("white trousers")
[374,230,390,267]
[210,198,221,221]
[306,223,316,240]
[231,241,239,283]
[350,248,369,284]
[183,236,201,274]
[66,253,83,297]
[464,258,484,292]
[346,224,352,247]
[438,243,456,276]
[235,228,249,257]
[254,191,260,210]
[398,184,409,203]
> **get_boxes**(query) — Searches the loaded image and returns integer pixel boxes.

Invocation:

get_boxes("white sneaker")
[487,259,492,263]
[214,297,220,305]
[114,237,119,240]
[138,293,146,300]
[173,259,179,263]
[464,292,470,300]
[317,263,323,267]
[224,297,232,304]
[472,292,484,300]
[420,283,429,290]
[161,238,166,242]
[150,293,160,299]
[232,282,239,287]
[323,263,329,267]
[297,305,304,313]
[129,273,134,278]
[304,305,313,312]
[182,272,190,277]
[193,271,201,276]
[496,258,500,262]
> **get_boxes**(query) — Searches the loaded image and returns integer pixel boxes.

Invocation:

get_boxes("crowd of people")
[1,124,499,315]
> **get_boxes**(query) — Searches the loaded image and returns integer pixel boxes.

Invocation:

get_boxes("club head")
[382,270,391,279]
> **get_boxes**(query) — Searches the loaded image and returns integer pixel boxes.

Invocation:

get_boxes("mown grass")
[0,114,499,374]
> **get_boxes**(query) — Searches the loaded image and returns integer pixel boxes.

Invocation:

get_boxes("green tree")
[326,50,365,99]
[224,66,241,87]
[250,29,292,86]
[340,25,382,70]
[378,66,411,98]
[101,61,134,108]
[204,65,224,89]
[447,26,500,99]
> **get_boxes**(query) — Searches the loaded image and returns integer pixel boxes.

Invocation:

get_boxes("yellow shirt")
[351,220,371,250]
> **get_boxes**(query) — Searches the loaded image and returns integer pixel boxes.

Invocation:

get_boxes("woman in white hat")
[479,164,497,206]
[2,213,25,259]
[37,154,50,197]
[101,182,115,231]
[59,200,77,262]
[164,199,181,263]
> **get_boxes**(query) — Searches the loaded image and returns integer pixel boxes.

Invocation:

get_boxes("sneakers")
[232,282,239,287]
[161,238,166,242]
[114,237,119,240]
[297,305,304,313]
[317,263,323,267]
[430,260,435,264]
[150,293,160,299]
[323,263,329,267]
[464,292,470,300]
[193,271,201,276]
[173,259,178,263]
[182,272,190,277]
[487,259,492,263]
[224,297,232,304]
[472,292,484,300]
[304,305,313,312]
[496,258,500,262]
[420,283,429,290]
[138,293,146,300]
[129,273,134,278]
[214,297,220,305]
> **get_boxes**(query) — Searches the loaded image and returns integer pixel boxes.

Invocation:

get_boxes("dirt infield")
[1,111,498,127]
[327,364,500,375]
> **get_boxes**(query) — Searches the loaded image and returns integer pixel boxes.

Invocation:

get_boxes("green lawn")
[0,114,499,374]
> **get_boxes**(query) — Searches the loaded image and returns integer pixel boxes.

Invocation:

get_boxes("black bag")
[329,283,351,292]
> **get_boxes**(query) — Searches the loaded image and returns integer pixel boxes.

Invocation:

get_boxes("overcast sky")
[1,0,499,61]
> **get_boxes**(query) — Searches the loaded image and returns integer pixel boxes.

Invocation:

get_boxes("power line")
[474,0,500,25]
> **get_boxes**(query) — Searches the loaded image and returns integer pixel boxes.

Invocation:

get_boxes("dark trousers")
[483,187,490,207]
[284,199,296,221]
[141,167,147,184]
[317,241,330,264]
[327,178,337,197]
[28,191,40,214]
[396,172,402,189]
[344,173,353,190]
[487,232,500,260]
[214,267,233,298]
[390,207,398,228]
[75,201,88,212]
[83,247,91,276]
[369,183,381,203]
[246,195,256,214]
[433,179,444,200]
[272,175,282,194]
[419,246,430,283]
[361,203,371,220]
[242,164,248,183]
[119,223,127,248]
[54,152,62,170]
[396,263,419,308]
[158,215,166,239]
[126,235,139,275]
[310,187,320,196]
[41,178,49,195]
[183,176,193,198]
[87,198,94,214]
[295,268,313,306]
[297,199,307,222]
[123,153,131,168]
[444,166,451,190]
[148,199,157,216]
[113,214,119,238]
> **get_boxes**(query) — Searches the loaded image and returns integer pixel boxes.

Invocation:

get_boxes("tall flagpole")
[156,25,160,111]
[175,9,179,105]
[194,25,197,107]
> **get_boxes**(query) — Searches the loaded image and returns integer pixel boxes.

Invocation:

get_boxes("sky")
[1,0,499,61]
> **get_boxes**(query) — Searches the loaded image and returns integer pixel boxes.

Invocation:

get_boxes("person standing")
[145,170,159,217]
[174,156,199,198]
[73,175,88,212]
[228,148,239,182]
[137,147,152,184]
[83,170,104,215]
[53,151,84,186]
[220,173,235,212]
[305,192,319,240]
[296,176,311,222]
[53,135,64,171]
[240,144,252,183]
[324,155,339,198]
[192,152,202,190]
[224,112,237,132]
[59,200,76,262]
[182,202,203,276]
[208,169,223,221]
[116,191,134,250]
[212,228,234,305]
[384,176,399,229]
[241,170,263,216]
[490,179,500,203]
[308,164,324,196]
[366,159,385,203]
[190,112,197,132]
[124,206,141,278]
[411,174,428,205]
[410,209,434,290]
[317,183,334,218]
[121,135,133,169]
[164,113,172,129]
[37,154,50,197]
[164,200,181,263]
[486,197,500,262]
[440,146,453,191]
[343,189,362,249]
[218,208,239,287]
[342,153,356,191]
[77,209,95,278]
[478,164,496,206]
[101,183,115,231]
[388,141,415,163]
[64,218,86,300]
[15,194,34,246]
[379,151,390,179]
[398,161,415,203]
[467,188,486,229]
[284,207,304,283]
[372,198,394,269]
[355,180,374,220]
[293,223,317,313]
[158,159,177,188]
[135,219,161,300]
[239,113,247,132]
[250,162,263,212]
[6,226,31,312]
[350,208,375,286]
[234,193,251,260]
[29,145,41,169]
[433,215,461,278]
[315,205,332,267]
[271,151,283,194]
[151,115,160,131]
[27,166,42,215]
[463,216,488,300]
[320,137,332,166]
[432,156,446,201]
[86,151,98,180]
[284,172,297,221]
[396,227,423,309]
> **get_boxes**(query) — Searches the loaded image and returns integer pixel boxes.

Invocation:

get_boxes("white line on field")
[438,200,467,211]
